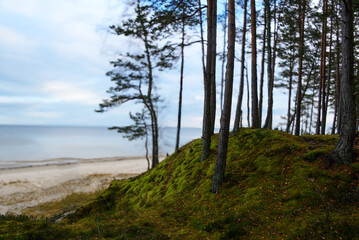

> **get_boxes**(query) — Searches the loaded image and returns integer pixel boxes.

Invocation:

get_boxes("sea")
[0,125,202,169]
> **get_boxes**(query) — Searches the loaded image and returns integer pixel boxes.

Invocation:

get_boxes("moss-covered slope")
[1,128,358,239]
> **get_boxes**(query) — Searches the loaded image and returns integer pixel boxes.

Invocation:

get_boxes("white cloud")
[0,96,57,104]
[0,0,40,17]
[42,80,101,105]
[0,25,35,52]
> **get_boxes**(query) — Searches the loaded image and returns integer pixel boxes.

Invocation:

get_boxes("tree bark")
[294,0,306,136]
[211,0,235,193]
[263,0,273,129]
[332,0,341,134]
[250,0,260,128]
[220,2,228,113]
[259,10,266,127]
[144,122,150,170]
[286,55,294,133]
[323,5,333,135]
[246,63,251,127]
[175,9,186,151]
[141,7,159,168]
[233,0,248,134]
[198,0,206,81]
[334,0,355,165]
[201,0,217,161]
[210,0,217,135]
[320,0,328,135]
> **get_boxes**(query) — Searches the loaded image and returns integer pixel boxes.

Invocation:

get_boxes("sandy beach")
[0,156,155,215]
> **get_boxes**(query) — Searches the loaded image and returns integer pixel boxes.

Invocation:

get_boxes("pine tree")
[201,0,217,161]
[334,0,355,165]
[211,0,235,193]
[97,0,177,169]
[251,0,260,128]
[233,0,248,133]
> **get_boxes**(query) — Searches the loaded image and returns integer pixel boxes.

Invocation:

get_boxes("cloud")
[0,25,35,52]
[0,0,40,17]
[0,96,56,104]
[42,80,101,105]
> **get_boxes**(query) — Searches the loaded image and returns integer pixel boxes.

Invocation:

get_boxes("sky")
[0,0,291,129]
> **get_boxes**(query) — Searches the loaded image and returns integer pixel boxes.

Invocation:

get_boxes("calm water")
[0,125,202,168]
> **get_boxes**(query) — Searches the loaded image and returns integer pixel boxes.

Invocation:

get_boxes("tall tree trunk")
[309,91,315,134]
[233,0,248,133]
[210,0,218,135]
[316,0,328,134]
[323,6,333,135]
[198,0,206,86]
[263,0,273,129]
[294,0,306,136]
[211,0,235,193]
[334,0,355,165]
[259,9,266,127]
[250,0,260,128]
[286,55,294,133]
[175,10,186,151]
[142,19,159,168]
[144,122,150,170]
[332,0,341,134]
[321,0,329,135]
[201,0,217,161]
[246,63,251,127]
[220,2,228,113]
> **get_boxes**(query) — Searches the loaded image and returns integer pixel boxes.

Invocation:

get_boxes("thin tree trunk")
[201,0,217,161]
[141,8,159,168]
[144,122,150,170]
[323,6,333,135]
[233,0,248,133]
[211,0,235,193]
[294,0,306,136]
[198,0,206,81]
[320,0,329,135]
[286,56,294,133]
[210,0,217,135]
[175,10,186,151]
[259,9,266,127]
[250,0,260,128]
[316,0,328,134]
[270,0,278,123]
[332,0,341,134]
[334,0,355,165]
[246,63,251,127]
[309,91,315,134]
[263,0,273,129]
[220,2,228,113]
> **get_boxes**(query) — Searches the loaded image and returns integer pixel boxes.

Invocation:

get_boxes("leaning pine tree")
[96,0,177,169]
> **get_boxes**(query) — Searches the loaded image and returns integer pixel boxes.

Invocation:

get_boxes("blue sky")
[0,0,291,129]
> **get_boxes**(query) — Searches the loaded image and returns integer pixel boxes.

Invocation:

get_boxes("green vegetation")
[1,129,358,239]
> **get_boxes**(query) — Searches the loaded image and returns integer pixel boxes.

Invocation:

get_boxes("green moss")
[303,146,334,162]
[1,129,358,239]
[350,162,359,174]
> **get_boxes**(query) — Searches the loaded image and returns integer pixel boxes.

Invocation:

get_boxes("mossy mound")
[1,128,358,239]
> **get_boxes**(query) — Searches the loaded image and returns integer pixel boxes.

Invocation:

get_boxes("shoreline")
[0,156,163,215]
[0,155,152,171]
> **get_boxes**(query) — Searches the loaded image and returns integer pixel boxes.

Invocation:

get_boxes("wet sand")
[0,156,153,215]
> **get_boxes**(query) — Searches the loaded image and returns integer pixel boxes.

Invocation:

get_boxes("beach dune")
[0,156,152,215]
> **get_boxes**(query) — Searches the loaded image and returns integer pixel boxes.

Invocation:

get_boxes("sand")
[0,156,154,215]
